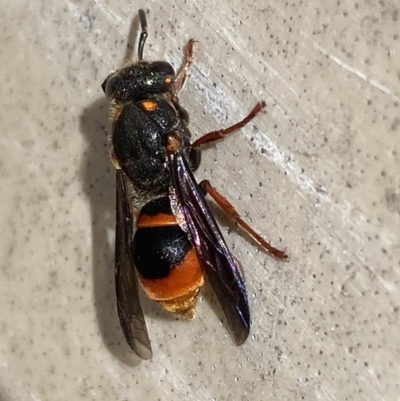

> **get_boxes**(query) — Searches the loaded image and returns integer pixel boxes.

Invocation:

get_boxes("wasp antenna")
[138,9,148,60]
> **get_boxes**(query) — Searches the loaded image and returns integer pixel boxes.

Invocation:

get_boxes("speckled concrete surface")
[1,0,399,400]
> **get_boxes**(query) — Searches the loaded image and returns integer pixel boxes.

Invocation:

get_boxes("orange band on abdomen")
[138,249,204,301]
[136,212,177,228]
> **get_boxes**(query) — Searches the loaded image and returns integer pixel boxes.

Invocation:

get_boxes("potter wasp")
[102,9,287,360]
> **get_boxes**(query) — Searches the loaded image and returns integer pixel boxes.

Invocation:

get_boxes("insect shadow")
[77,14,149,364]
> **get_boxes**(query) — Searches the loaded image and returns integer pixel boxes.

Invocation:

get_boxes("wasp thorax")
[102,61,175,105]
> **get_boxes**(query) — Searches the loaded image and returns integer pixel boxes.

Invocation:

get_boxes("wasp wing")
[168,151,250,345]
[115,170,152,359]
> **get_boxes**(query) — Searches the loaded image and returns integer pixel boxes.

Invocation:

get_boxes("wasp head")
[102,61,175,105]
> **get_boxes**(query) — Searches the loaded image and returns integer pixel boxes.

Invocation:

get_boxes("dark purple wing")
[115,170,152,359]
[168,151,250,345]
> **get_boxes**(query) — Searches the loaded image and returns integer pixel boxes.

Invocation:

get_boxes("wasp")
[102,9,287,360]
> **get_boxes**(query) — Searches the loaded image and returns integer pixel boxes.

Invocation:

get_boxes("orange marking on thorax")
[140,100,158,112]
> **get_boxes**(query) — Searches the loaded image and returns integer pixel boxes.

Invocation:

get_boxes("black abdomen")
[132,226,192,279]
[132,196,192,279]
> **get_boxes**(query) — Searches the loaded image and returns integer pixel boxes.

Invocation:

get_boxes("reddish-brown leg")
[192,102,266,148]
[200,179,288,260]
[173,39,196,100]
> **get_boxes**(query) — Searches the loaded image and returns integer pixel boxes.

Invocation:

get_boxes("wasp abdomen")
[133,197,204,312]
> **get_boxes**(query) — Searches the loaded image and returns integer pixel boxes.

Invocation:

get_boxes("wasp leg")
[192,102,266,148]
[173,39,196,99]
[199,179,288,260]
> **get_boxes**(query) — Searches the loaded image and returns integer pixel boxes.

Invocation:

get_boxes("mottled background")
[1,0,399,400]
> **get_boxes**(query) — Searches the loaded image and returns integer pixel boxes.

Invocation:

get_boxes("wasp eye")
[151,61,175,76]
[102,73,120,100]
